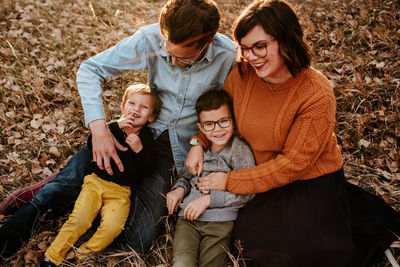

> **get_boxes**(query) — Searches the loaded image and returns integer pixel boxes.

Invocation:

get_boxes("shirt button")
[179,93,183,96]
[184,74,188,78]
[176,107,179,110]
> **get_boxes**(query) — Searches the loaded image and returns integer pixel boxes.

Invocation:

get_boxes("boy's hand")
[125,133,143,153]
[118,115,136,129]
[183,195,210,221]
[90,119,127,175]
[166,187,185,215]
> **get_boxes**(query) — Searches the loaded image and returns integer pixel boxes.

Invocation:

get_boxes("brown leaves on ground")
[0,0,399,266]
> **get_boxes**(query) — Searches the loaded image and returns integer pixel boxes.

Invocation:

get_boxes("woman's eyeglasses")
[239,39,275,59]
[200,117,232,131]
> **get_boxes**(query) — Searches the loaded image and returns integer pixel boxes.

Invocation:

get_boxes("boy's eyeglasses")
[200,117,232,131]
[239,39,275,59]
[160,39,208,65]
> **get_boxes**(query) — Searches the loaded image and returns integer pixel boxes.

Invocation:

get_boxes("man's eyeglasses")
[239,39,276,59]
[160,39,208,65]
[200,117,232,131]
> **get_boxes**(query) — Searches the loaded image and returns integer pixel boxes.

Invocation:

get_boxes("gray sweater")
[172,134,255,222]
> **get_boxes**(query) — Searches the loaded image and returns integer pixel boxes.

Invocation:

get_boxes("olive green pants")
[173,217,234,267]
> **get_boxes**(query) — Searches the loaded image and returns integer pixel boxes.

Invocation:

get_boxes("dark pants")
[232,169,353,267]
[232,168,400,267]
[30,130,174,254]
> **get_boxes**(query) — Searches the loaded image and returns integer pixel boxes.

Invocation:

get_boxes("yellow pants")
[45,173,131,266]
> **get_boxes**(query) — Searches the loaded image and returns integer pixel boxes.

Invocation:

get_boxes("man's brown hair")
[159,0,220,48]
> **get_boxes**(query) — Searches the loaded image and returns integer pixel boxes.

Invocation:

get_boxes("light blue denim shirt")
[76,23,237,172]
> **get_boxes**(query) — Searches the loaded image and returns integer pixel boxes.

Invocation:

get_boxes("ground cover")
[0,0,399,265]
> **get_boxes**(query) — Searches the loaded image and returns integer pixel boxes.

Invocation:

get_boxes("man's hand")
[89,119,127,175]
[166,187,185,215]
[183,195,210,221]
[185,145,204,176]
[126,133,143,153]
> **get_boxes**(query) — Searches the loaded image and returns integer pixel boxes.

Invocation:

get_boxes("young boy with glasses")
[166,89,255,267]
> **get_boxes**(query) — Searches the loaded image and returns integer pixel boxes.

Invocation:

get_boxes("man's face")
[163,40,206,68]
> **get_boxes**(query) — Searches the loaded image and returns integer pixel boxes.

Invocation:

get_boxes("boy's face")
[122,92,156,128]
[197,104,234,151]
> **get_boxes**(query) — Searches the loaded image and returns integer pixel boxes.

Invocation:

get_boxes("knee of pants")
[100,217,126,237]
[115,218,161,254]
[32,182,81,212]
[65,213,93,231]
[173,253,198,267]
[31,146,91,208]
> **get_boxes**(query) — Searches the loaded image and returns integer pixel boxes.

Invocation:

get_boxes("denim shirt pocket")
[185,82,221,105]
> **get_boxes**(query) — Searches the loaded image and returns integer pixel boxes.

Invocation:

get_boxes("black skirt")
[232,168,400,267]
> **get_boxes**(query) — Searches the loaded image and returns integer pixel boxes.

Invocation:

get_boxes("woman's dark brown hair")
[232,0,312,77]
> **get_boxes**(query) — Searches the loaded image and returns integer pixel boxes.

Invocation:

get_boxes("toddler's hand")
[126,133,143,153]
[118,116,136,129]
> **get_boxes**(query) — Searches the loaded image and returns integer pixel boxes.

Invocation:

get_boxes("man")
[0,0,236,257]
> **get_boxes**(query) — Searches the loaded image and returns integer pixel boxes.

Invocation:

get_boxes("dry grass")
[0,0,399,266]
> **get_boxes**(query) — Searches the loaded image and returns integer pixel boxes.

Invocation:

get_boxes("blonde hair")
[121,84,161,118]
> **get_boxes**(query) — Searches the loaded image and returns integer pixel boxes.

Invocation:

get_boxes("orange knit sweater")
[219,66,344,194]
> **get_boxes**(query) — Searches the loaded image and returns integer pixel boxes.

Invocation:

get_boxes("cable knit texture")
[221,66,343,194]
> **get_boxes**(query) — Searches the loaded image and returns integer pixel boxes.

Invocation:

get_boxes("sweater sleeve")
[210,136,256,208]
[171,167,195,196]
[226,90,340,194]
[190,131,211,150]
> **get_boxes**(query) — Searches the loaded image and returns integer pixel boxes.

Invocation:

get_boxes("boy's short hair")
[159,0,220,48]
[195,89,233,119]
[121,84,162,118]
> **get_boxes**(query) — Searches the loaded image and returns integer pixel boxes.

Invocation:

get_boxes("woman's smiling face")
[239,24,292,84]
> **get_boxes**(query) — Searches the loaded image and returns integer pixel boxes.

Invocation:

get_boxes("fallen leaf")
[37,240,48,251]
[358,139,370,148]
[24,250,41,263]
[49,146,60,157]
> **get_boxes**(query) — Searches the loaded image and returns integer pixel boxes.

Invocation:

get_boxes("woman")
[186,0,400,266]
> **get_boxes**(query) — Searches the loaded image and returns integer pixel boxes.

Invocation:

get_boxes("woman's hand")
[90,119,127,175]
[197,172,228,193]
[166,187,185,215]
[186,145,204,176]
[126,133,143,153]
[183,195,210,221]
